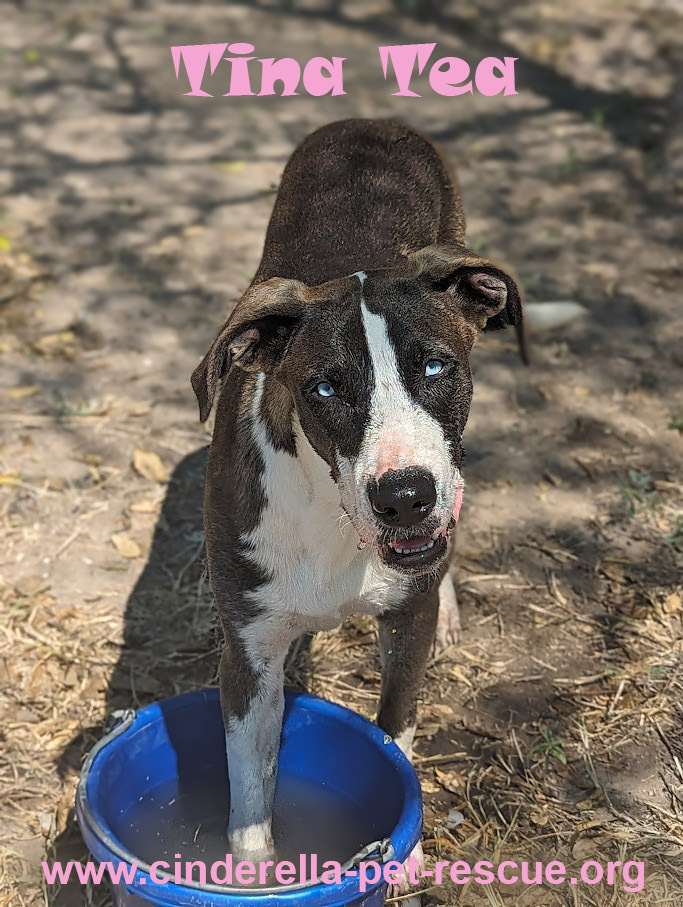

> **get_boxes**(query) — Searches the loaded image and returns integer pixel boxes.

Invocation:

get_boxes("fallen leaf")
[211,160,246,173]
[46,477,65,492]
[15,575,50,598]
[33,330,78,357]
[421,777,440,795]
[602,561,627,584]
[530,806,549,827]
[6,385,39,399]
[0,332,24,354]
[435,767,465,793]
[414,722,441,739]
[148,235,181,256]
[129,402,151,417]
[623,600,650,621]
[535,482,549,501]
[132,448,167,483]
[581,261,618,295]
[88,465,103,484]
[663,592,681,615]
[38,811,53,837]
[533,37,556,63]
[430,703,454,717]
[0,471,20,486]
[111,533,141,559]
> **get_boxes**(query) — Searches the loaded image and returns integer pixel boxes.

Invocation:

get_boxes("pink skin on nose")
[374,425,422,479]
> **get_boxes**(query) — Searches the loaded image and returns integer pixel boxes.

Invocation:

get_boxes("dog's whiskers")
[336,511,352,535]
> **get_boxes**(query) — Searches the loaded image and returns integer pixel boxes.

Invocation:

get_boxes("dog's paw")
[431,573,461,658]
[387,841,424,903]
[228,820,276,864]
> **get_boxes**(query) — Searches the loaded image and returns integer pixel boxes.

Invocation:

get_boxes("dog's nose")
[368,468,437,527]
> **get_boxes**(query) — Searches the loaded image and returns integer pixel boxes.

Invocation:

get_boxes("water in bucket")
[114,773,375,873]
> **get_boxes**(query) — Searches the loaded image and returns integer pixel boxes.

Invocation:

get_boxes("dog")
[191,118,522,893]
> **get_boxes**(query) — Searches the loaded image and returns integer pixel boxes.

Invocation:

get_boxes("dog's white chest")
[240,378,409,632]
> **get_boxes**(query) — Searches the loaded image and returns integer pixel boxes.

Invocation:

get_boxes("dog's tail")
[517,301,587,365]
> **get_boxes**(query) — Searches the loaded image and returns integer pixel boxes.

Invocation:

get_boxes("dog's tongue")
[392,535,431,551]
[453,484,464,522]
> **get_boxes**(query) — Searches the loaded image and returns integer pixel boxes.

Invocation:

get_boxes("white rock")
[524,301,587,330]
[445,808,465,829]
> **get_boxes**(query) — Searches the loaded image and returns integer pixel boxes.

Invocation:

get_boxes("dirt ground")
[1,0,682,905]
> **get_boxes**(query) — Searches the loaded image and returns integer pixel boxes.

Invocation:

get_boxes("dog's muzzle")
[366,467,459,574]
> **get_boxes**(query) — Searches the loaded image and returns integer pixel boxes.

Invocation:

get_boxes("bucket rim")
[76,688,423,904]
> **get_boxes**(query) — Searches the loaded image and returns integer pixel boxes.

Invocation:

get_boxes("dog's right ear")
[191,278,310,422]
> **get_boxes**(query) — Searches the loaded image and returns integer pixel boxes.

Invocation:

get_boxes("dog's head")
[192,245,522,576]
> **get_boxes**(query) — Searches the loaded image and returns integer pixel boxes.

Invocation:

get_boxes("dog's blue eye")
[315,381,335,398]
[425,360,444,377]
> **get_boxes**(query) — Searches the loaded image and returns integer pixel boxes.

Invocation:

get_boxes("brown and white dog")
[191,119,522,889]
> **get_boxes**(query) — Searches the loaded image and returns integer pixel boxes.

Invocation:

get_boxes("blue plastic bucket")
[77,689,422,906]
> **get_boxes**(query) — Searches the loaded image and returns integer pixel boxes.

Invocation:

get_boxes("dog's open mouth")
[378,529,449,573]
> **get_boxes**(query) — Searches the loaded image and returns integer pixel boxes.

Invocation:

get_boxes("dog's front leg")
[377,585,439,757]
[377,585,439,905]
[219,632,286,862]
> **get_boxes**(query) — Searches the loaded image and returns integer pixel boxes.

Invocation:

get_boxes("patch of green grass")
[51,391,94,420]
[664,517,683,551]
[530,729,567,766]
[560,147,580,179]
[591,107,605,127]
[617,470,657,516]
[668,418,683,433]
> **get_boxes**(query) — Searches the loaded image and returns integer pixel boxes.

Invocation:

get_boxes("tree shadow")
[49,447,216,904]
[48,441,316,904]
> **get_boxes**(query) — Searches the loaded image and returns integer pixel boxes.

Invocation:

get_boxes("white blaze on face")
[334,298,460,541]
[359,301,451,482]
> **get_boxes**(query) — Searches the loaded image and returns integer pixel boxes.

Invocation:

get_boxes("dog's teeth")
[391,538,436,556]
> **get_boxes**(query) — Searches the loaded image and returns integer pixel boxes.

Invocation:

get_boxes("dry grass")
[2,473,681,906]
[295,589,683,906]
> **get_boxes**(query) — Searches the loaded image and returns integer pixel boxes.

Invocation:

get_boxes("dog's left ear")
[408,245,522,333]
[191,278,310,422]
